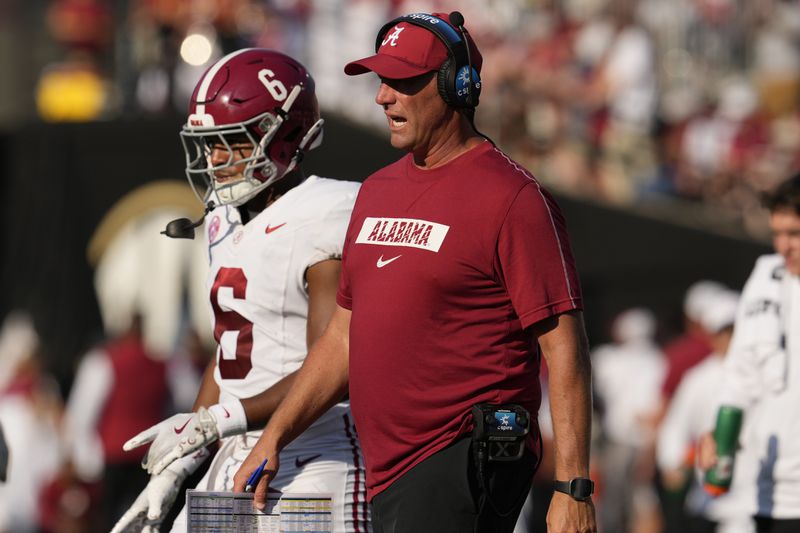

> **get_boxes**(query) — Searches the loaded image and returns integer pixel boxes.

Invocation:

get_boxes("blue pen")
[245,457,269,492]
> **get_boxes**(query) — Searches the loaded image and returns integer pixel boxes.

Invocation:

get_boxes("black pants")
[685,514,717,533]
[755,516,800,533]
[372,437,537,533]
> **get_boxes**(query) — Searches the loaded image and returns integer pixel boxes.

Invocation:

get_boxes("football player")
[111,48,369,533]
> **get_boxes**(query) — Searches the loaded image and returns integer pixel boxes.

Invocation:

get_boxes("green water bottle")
[704,405,744,496]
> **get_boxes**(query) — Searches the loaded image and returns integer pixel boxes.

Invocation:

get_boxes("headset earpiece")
[437,59,455,107]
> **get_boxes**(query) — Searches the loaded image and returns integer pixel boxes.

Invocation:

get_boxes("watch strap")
[553,478,594,501]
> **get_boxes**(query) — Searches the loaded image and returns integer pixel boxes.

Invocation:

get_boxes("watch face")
[570,478,594,499]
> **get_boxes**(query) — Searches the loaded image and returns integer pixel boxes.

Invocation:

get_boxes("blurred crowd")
[479,0,800,236]
[26,0,800,240]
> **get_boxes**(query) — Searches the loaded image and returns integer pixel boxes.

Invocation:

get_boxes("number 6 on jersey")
[211,267,253,379]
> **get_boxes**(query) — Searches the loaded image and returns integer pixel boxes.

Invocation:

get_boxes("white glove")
[123,413,196,471]
[110,448,210,533]
[132,402,247,475]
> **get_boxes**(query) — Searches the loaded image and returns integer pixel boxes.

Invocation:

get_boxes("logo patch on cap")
[381,25,405,47]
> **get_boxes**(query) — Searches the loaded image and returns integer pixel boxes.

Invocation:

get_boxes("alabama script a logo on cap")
[381,25,404,47]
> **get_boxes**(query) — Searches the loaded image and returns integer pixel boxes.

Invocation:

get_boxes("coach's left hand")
[546,491,597,533]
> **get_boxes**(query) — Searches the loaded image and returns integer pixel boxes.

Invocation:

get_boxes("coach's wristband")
[208,400,248,438]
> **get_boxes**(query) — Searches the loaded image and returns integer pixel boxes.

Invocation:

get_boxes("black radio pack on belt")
[471,403,530,461]
[470,403,532,524]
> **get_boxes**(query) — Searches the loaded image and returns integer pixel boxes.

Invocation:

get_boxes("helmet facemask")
[181,111,281,207]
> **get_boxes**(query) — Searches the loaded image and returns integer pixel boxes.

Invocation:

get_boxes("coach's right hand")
[233,436,280,511]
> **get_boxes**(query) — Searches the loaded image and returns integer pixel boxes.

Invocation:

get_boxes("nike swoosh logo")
[295,454,322,468]
[173,419,192,434]
[265,223,286,234]
[377,254,402,268]
[221,406,230,418]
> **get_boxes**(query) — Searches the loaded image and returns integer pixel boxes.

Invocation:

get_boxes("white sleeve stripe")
[492,147,580,307]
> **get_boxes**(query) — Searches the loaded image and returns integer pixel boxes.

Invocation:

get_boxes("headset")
[375,11,481,109]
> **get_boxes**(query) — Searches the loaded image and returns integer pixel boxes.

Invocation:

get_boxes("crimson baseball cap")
[344,12,483,80]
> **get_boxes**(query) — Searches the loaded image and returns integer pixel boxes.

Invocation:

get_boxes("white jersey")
[719,253,800,519]
[172,176,371,533]
[205,175,359,436]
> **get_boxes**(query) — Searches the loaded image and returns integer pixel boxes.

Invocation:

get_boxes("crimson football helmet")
[180,48,323,207]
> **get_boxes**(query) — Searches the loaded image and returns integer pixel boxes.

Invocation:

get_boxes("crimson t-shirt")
[337,141,582,499]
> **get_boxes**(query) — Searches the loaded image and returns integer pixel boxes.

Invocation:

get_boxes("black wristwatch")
[553,478,594,501]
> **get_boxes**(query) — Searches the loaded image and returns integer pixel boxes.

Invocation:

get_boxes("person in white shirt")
[592,307,665,533]
[700,174,800,533]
